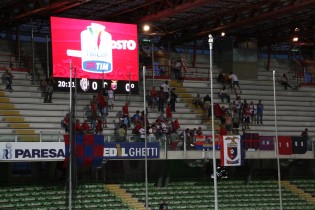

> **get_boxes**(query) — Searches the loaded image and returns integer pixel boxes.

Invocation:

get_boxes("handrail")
[145,64,210,81]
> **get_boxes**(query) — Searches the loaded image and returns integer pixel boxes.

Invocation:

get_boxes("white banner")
[221,135,241,166]
[0,142,65,161]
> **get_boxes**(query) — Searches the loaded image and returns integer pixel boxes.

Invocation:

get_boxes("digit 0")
[92,82,98,90]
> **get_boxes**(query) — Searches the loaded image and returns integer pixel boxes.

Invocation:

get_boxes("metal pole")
[129,73,131,104]
[143,66,148,210]
[152,42,155,87]
[184,134,187,157]
[30,19,35,85]
[69,62,73,210]
[273,70,283,210]
[46,36,49,77]
[102,70,105,89]
[209,34,218,210]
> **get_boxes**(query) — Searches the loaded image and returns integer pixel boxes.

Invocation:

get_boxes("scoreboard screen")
[50,16,139,93]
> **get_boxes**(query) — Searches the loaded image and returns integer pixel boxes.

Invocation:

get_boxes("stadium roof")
[0,0,314,47]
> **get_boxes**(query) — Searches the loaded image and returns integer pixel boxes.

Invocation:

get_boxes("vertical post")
[184,133,187,157]
[209,34,218,210]
[16,25,20,63]
[46,36,49,77]
[152,42,155,87]
[267,45,271,71]
[69,62,73,210]
[128,73,131,105]
[30,19,35,84]
[273,70,283,210]
[143,66,148,210]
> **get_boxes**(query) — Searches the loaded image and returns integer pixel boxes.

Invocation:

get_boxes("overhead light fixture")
[143,24,150,32]
[294,27,300,32]
[292,37,299,42]
[221,32,225,37]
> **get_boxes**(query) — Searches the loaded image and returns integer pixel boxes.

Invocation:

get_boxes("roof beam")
[138,0,216,23]
[193,0,315,39]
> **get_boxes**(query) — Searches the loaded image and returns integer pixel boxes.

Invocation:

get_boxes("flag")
[259,136,275,151]
[220,135,241,166]
[194,135,220,150]
[292,136,307,154]
[64,134,104,167]
[278,136,292,155]
[242,133,259,150]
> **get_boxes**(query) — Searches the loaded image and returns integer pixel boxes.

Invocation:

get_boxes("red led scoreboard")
[50,17,139,93]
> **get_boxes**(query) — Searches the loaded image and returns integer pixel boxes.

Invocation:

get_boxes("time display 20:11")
[57,81,75,88]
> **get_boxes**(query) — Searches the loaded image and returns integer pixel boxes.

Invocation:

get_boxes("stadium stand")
[0,183,134,210]
[120,180,315,209]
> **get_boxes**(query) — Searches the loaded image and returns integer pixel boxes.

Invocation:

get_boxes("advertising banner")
[104,142,160,159]
[0,142,65,161]
[220,135,241,166]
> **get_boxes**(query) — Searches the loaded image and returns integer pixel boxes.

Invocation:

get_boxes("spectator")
[243,105,251,130]
[150,86,158,112]
[281,73,292,90]
[301,128,308,138]
[249,101,256,125]
[83,104,92,122]
[159,200,168,210]
[122,102,130,127]
[219,125,228,136]
[192,94,203,110]
[225,112,232,134]
[74,119,83,134]
[62,113,70,133]
[98,90,107,116]
[44,80,54,103]
[181,54,188,77]
[44,75,56,103]
[81,120,91,134]
[148,125,156,142]
[170,88,177,112]
[235,96,242,119]
[229,72,242,95]
[173,59,182,82]
[118,124,127,141]
[139,125,146,142]
[4,64,14,92]
[256,100,264,124]
[219,86,230,103]
[181,128,192,150]
[161,81,170,102]
[107,87,115,111]
[131,110,141,125]
[166,103,172,120]
[95,117,104,134]
[203,94,211,113]
[196,127,203,136]
[91,101,98,128]
[132,121,142,135]
[158,87,165,113]
[217,70,225,84]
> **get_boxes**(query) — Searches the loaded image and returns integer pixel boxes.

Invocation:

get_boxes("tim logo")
[2,143,13,159]
[80,78,90,92]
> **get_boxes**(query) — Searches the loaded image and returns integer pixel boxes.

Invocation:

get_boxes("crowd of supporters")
[57,68,267,151]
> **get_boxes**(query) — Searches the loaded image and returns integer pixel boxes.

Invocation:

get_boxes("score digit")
[92,81,98,90]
